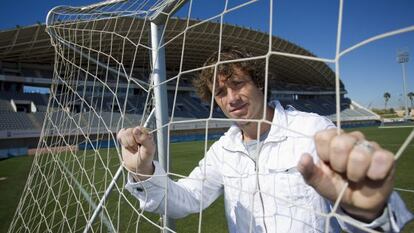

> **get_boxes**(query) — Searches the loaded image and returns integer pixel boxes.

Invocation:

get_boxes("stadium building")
[0,18,380,159]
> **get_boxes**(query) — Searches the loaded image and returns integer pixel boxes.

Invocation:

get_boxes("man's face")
[212,67,265,125]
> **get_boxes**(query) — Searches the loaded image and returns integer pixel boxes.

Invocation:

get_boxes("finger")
[117,128,126,143]
[367,149,395,180]
[123,128,139,153]
[346,143,372,182]
[370,141,380,149]
[299,153,349,202]
[329,134,358,173]
[132,126,144,144]
[348,131,365,141]
[315,128,339,162]
[298,153,324,187]
[118,128,131,148]
[133,126,153,148]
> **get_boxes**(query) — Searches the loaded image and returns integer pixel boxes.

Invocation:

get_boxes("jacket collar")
[222,100,288,153]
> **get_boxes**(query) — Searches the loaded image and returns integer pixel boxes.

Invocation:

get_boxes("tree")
[408,92,414,109]
[384,92,391,110]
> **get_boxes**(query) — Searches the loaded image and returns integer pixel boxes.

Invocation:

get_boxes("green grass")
[0,156,34,233]
[0,126,413,232]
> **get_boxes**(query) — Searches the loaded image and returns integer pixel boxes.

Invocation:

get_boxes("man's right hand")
[117,126,156,181]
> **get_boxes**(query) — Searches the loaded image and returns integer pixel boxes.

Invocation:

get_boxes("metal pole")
[82,109,156,233]
[83,166,123,233]
[401,62,409,119]
[397,50,410,120]
[56,158,114,233]
[150,22,174,232]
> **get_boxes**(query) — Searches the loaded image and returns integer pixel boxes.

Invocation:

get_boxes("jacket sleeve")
[335,191,413,232]
[124,146,224,219]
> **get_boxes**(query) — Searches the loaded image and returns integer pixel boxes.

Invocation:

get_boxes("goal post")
[150,21,175,232]
[10,0,189,232]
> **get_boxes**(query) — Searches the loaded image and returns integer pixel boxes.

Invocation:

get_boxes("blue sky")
[1,0,414,108]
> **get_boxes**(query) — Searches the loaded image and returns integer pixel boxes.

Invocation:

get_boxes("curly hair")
[193,46,266,103]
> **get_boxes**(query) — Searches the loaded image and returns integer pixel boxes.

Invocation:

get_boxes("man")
[119,47,413,232]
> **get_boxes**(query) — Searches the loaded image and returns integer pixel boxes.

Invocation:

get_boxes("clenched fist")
[117,126,156,181]
[298,129,395,222]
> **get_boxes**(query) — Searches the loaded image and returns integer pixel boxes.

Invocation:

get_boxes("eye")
[231,80,245,88]
[214,88,224,97]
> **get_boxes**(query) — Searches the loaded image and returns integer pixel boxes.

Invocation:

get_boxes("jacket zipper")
[254,138,286,233]
[239,141,269,233]
[224,138,286,232]
[256,163,268,233]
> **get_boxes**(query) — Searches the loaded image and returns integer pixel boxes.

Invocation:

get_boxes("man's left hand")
[297,128,395,221]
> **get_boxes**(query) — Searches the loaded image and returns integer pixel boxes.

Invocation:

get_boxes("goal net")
[8,0,414,232]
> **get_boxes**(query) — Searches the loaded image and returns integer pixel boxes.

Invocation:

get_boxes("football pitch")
[0,126,413,232]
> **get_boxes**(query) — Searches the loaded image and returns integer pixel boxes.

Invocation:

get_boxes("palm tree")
[384,92,391,110]
[408,92,414,109]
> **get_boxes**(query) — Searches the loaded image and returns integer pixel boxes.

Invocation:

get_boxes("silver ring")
[354,140,375,154]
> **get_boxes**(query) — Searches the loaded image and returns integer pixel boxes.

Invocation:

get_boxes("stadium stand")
[0,112,40,130]
[0,91,48,107]
[0,19,381,159]
[0,99,14,112]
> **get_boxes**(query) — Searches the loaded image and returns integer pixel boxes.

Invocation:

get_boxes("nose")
[227,87,240,105]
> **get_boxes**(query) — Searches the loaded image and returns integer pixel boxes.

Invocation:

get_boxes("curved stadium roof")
[0,17,344,92]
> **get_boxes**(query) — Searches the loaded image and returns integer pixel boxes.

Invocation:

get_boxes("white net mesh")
[8,0,414,232]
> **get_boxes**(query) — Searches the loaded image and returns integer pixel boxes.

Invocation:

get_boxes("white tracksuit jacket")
[126,101,413,233]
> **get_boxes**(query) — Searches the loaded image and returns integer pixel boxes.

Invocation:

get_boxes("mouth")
[229,103,247,114]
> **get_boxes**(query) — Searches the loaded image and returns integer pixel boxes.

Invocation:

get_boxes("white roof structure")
[0,17,344,92]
